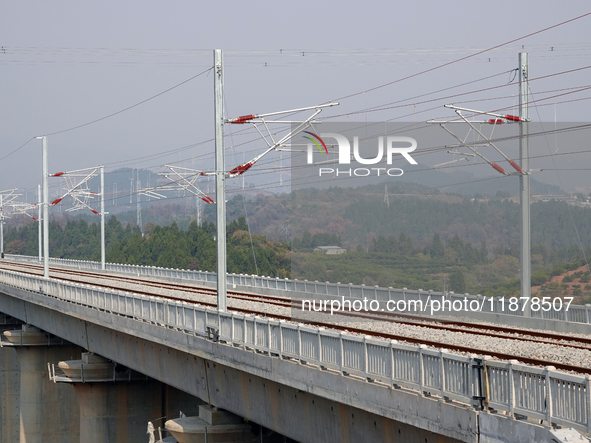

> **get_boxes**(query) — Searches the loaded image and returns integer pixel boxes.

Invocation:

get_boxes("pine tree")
[430,233,444,259]
[449,270,466,293]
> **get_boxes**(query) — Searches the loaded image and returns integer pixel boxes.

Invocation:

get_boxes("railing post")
[318,328,323,365]
[279,320,285,358]
[471,356,486,411]
[544,366,555,426]
[339,332,344,374]
[363,335,368,380]
[440,349,446,397]
[230,313,234,342]
[419,344,427,395]
[254,318,258,350]
[267,319,271,353]
[389,340,396,384]
[509,359,517,417]
[297,325,302,361]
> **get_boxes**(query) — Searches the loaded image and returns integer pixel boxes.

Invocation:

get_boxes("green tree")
[430,233,444,259]
[531,269,550,286]
[449,270,466,293]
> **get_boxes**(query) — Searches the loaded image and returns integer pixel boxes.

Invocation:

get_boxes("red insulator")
[206,196,215,204]
[231,114,256,124]
[488,119,505,124]
[229,162,253,175]
[52,172,65,177]
[504,115,521,122]
[91,210,99,215]
[509,160,523,174]
[51,197,63,205]
[491,163,506,175]
[240,162,253,173]
[32,217,38,221]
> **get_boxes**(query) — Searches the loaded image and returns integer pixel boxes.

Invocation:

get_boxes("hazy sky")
[2,1,591,204]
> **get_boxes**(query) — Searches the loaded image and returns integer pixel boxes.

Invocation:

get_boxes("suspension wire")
[38,66,213,137]
[329,65,591,119]
[331,11,591,102]
[322,85,591,154]
[340,68,517,116]
[0,137,35,163]
[528,84,591,274]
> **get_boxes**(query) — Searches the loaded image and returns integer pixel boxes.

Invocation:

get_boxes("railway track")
[1,259,590,374]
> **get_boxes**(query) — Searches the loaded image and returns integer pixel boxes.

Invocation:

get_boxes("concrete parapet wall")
[478,412,578,443]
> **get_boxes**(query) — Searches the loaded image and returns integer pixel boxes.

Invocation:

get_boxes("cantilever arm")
[225,102,339,177]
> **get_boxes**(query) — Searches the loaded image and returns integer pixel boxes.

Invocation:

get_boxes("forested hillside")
[91,184,591,255]
[3,216,290,278]
[289,185,591,251]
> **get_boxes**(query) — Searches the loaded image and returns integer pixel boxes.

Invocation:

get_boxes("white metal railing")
[0,266,590,433]
[4,254,590,324]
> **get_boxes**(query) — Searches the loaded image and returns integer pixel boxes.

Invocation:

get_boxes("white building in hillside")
[314,246,346,255]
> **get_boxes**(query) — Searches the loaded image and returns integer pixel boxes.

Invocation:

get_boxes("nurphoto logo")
[304,132,418,177]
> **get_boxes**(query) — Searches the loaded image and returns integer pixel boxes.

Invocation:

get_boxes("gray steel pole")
[214,49,227,312]
[100,166,105,270]
[519,52,531,316]
[38,184,42,261]
[42,136,49,279]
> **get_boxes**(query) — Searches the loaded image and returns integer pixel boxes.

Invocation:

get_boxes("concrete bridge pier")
[2,324,82,443]
[53,352,204,443]
[0,313,24,443]
[0,344,19,443]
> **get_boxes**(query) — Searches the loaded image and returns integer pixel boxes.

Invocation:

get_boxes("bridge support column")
[2,324,82,443]
[53,352,203,443]
[0,314,22,443]
[165,405,257,443]
[0,345,19,443]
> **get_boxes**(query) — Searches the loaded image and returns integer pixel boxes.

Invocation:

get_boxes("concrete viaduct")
[0,258,589,443]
